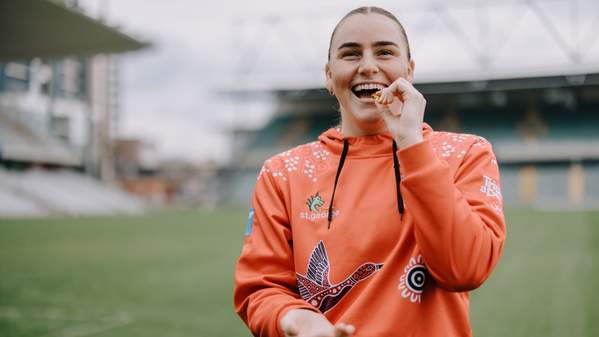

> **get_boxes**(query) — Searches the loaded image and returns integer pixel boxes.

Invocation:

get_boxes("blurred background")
[0,0,598,336]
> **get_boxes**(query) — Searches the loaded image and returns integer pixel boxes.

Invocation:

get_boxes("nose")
[358,52,379,76]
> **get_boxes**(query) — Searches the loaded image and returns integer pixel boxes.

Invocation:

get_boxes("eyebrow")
[337,41,399,50]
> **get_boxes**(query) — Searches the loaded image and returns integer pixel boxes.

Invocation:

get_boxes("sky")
[77,0,599,165]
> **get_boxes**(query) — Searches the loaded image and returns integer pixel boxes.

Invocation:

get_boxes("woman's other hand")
[280,309,355,337]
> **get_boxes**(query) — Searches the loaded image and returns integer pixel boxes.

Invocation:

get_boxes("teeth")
[353,83,386,91]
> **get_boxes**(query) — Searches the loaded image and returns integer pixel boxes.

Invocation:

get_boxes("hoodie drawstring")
[327,139,349,229]
[392,140,405,216]
[327,139,405,229]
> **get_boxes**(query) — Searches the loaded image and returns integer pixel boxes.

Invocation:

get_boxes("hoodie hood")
[318,122,434,157]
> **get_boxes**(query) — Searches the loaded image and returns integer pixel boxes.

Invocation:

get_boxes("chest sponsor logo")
[306,192,325,211]
[300,192,340,221]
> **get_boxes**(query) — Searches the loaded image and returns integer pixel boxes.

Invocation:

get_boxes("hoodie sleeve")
[234,162,318,337]
[398,137,506,291]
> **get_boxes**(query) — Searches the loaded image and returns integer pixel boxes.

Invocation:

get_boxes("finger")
[374,101,397,119]
[374,89,393,105]
[396,77,424,100]
[377,88,399,105]
[335,323,355,336]
[334,323,355,337]
[373,95,386,109]
[374,90,391,108]
[384,77,419,102]
[376,97,404,118]
[386,78,406,98]
[381,85,398,104]
[281,320,299,337]
[385,79,401,95]
[382,91,394,105]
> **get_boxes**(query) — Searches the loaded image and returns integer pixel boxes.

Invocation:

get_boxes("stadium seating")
[0,168,146,218]
[247,116,292,149]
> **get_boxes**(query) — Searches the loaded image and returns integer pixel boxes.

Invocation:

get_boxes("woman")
[234,6,506,337]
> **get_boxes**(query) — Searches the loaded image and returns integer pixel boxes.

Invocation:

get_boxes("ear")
[325,63,333,93]
[406,59,416,83]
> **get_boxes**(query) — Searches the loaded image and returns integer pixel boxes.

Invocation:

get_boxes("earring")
[329,90,334,96]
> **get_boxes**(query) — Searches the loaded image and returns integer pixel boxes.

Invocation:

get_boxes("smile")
[351,83,387,99]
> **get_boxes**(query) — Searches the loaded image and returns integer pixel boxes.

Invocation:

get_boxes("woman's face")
[326,13,415,135]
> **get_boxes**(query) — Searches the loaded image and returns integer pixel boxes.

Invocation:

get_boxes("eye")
[377,49,394,56]
[340,50,360,59]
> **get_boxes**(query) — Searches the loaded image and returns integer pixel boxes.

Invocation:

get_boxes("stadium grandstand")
[222,0,599,209]
[0,0,148,217]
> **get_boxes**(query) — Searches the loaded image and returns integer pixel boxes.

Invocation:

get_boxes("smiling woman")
[325,7,418,141]
[234,6,507,337]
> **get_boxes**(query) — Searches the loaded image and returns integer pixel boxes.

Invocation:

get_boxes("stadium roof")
[223,0,599,92]
[0,0,149,61]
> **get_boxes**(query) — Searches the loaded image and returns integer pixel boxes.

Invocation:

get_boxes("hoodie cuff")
[397,139,439,173]
[276,302,321,337]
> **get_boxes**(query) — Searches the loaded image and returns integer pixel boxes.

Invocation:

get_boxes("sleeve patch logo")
[245,208,255,236]
[480,175,502,201]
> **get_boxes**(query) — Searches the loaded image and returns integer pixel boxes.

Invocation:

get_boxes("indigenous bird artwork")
[296,241,383,312]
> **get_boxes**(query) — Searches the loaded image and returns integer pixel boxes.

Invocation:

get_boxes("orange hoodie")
[234,123,506,337]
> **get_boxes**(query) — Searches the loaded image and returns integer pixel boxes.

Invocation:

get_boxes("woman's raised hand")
[374,77,426,148]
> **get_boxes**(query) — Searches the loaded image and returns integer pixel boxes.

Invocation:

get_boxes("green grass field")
[0,208,597,337]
